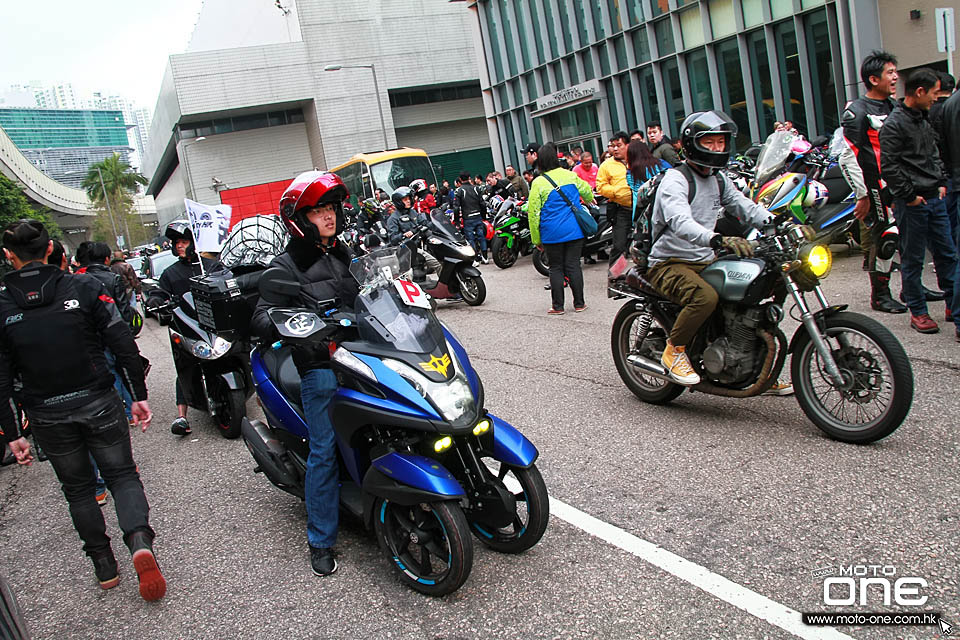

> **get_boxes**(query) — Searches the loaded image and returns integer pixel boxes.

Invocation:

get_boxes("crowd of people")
[2,47,958,610]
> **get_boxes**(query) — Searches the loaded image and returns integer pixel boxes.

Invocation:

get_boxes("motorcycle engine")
[701,307,764,385]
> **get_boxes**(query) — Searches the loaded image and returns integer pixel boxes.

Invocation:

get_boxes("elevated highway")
[0,125,157,249]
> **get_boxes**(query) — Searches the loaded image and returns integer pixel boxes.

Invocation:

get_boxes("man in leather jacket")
[880,68,957,335]
[838,50,908,313]
[0,219,165,601]
[250,171,358,578]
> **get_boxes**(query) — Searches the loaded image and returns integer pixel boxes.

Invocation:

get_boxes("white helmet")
[802,180,829,209]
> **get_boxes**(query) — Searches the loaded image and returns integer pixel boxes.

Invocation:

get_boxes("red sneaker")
[910,313,939,334]
[946,307,953,323]
[547,308,564,315]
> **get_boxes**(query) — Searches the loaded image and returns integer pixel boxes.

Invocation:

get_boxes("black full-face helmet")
[679,110,738,171]
[391,186,414,212]
[165,220,196,260]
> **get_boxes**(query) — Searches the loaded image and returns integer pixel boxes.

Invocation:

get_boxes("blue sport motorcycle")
[241,246,549,596]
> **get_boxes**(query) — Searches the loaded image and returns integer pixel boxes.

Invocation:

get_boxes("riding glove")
[711,234,754,257]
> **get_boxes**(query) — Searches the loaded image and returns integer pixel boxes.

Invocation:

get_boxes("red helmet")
[278,171,349,239]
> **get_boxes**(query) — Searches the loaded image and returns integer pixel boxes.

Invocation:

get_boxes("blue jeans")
[104,350,133,421]
[300,368,339,549]
[894,197,957,316]
[463,218,487,255]
[947,180,959,248]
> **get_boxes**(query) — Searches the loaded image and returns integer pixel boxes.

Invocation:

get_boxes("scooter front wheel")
[374,499,473,596]
[216,388,246,439]
[471,461,549,554]
[457,272,486,306]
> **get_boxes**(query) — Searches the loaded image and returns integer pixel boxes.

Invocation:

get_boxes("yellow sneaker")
[661,343,700,385]
[763,379,794,396]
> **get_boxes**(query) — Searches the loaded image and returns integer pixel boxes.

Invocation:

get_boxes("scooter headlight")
[191,340,213,359]
[428,236,443,245]
[331,347,377,382]
[383,352,475,422]
[458,244,476,258]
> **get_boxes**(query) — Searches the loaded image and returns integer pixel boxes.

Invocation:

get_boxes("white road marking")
[548,495,854,640]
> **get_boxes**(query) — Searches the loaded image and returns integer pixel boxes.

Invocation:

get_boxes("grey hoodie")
[649,166,771,266]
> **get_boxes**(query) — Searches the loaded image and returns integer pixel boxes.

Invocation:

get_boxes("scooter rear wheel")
[374,499,473,596]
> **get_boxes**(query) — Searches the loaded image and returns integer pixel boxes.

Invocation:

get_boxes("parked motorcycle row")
[135,133,913,596]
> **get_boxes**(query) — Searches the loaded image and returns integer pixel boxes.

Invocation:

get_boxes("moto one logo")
[822,565,927,606]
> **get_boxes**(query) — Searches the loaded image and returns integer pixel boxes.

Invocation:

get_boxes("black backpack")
[631,163,725,273]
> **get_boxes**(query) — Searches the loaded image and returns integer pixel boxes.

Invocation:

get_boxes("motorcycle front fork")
[785,279,846,387]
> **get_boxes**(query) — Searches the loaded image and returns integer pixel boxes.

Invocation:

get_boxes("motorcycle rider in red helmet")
[251,170,359,577]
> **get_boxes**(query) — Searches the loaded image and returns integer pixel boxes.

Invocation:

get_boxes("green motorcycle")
[489,197,533,269]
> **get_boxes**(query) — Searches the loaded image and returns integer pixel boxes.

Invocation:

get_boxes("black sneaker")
[170,417,192,436]
[91,548,119,590]
[310,546,338,577]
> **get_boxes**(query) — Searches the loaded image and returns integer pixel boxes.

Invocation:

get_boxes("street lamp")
[181,136,206,201]
[323,64,389,151]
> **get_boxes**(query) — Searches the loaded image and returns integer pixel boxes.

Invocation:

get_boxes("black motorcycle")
[532,200,613,277]
[608,224,913,444]
[148,273,255,439]
[407,210,486,306]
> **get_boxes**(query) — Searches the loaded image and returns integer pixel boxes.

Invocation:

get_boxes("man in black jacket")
[452,172,488,263]
[880,68,957,335]
[251,171,359,577]
[0,220,165,601]
[932,72,958,243]
[158,222,222,436]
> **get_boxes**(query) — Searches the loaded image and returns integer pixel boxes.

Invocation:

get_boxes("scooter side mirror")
[258,267,301,304]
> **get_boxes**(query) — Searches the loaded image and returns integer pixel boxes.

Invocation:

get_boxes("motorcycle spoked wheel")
[611,302,685,404]
[471,460,549,554]
[373,499,473,596]
[456,272,486,306]
[790,311,913,444]
[532,247,549,277]
[215,387,246,439]
[490,236,519,269]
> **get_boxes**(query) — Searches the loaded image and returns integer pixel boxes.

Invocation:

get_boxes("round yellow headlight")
[806,244,832,278]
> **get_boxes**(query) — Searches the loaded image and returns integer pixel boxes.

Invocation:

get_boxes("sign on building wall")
[534,80,602,113]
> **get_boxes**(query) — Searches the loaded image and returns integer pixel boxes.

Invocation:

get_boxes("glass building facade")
[0,108,129,149]
[472,0,856,168]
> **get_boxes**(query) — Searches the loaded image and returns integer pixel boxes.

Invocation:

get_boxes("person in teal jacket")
[527,142,595,314]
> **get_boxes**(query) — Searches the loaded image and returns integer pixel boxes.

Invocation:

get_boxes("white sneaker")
[661,343,700,386]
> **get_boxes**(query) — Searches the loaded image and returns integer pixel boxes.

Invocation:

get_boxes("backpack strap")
[675,162,725,204]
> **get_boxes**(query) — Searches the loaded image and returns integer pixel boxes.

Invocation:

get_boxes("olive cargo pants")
[645,259,718,347]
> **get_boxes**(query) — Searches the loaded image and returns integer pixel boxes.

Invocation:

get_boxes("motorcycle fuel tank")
[701,258,765,302]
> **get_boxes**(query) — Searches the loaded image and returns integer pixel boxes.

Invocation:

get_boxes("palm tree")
[82,153,148,249]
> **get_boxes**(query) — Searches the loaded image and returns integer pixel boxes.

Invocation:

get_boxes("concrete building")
[459,0,949,171]
[0,107,133,188]
[144,0,492,229]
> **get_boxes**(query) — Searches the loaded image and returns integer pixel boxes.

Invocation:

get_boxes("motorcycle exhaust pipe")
[626,353,674,382]
[241,418,303,497]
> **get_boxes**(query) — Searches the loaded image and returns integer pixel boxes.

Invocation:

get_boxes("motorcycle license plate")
[394,279,431,309]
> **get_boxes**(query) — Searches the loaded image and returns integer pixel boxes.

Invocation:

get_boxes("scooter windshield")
[350,246,446,353]
[753,130,798,188]
[428,210,466,243]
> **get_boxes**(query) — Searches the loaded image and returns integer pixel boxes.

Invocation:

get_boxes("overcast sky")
[0,0,204,111]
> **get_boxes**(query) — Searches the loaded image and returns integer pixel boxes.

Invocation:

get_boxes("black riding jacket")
[250,238,359,374]
[158,255,222,299]
[879,100,947,202]
[841,96,897,201]
[81,263,132,322]
[0,264,147,442]
[451,184,485,225]
[938,91,960,182]
[386,209,427,245]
